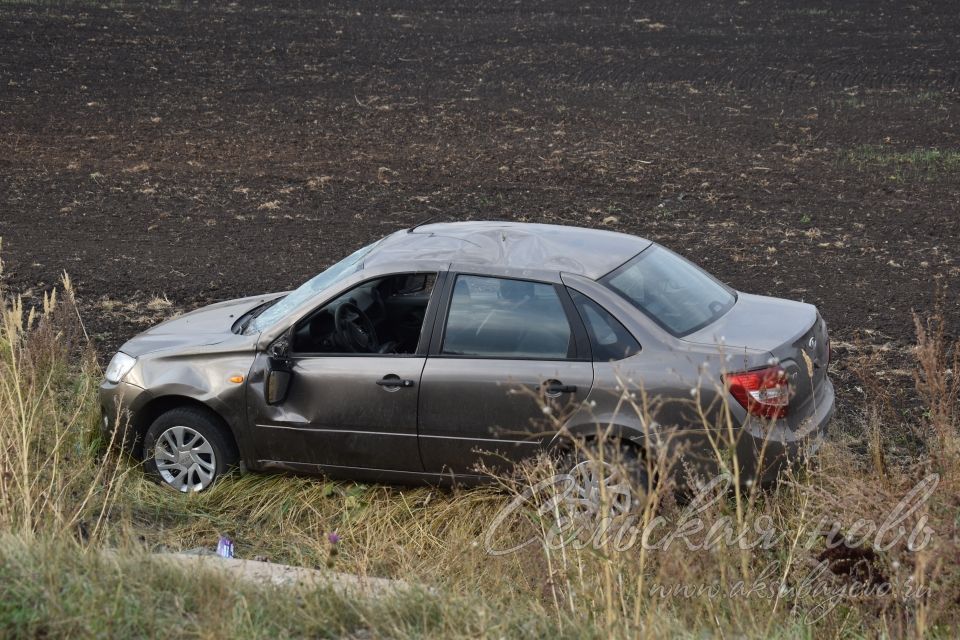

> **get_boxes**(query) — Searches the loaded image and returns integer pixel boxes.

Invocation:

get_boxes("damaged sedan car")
[101,221,834,493]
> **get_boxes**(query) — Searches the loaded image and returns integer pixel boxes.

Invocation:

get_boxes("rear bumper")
[99,379,152,455]
[738,376,835,485]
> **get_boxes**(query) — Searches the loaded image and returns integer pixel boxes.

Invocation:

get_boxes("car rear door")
[417,273,594,476]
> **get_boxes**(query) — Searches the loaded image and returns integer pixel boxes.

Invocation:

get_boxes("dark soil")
[2,0,959,420]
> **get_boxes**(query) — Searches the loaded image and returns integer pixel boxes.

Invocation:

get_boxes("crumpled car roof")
[364,221,650,279]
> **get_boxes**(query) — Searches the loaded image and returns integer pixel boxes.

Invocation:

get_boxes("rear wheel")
[143,407,238,492]
[560,441,650,521]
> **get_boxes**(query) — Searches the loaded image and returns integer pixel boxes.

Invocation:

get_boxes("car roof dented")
[364,221,651,279]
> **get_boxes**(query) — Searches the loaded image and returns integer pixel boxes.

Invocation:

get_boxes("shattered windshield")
[248,240,382,333]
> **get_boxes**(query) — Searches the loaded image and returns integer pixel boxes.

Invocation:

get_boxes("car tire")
[560,440,651,521]
[142,407,238,493]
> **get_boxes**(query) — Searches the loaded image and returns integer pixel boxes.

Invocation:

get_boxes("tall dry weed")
[0,262,127,541]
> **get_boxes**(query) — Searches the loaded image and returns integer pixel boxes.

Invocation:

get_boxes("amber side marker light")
[229,375,244,384]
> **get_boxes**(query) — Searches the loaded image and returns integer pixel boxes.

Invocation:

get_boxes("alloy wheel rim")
[154,425,217,492]
[564,459,634,520]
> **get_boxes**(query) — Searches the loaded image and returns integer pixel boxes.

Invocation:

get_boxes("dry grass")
[0,264,958,637]
[0,269,129,542]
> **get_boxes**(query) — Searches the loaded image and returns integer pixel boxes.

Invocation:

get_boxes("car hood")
[118,293,283,357]
[681,292,817,355]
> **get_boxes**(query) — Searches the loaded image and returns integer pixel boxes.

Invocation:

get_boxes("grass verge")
[1,266,958,638]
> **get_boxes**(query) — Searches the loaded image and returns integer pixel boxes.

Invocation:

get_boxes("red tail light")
[725,366,790,419]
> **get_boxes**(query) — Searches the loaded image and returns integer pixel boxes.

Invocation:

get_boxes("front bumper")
[99,379,152,454]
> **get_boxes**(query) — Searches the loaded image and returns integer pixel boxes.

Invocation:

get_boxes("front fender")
[126,350,257,454]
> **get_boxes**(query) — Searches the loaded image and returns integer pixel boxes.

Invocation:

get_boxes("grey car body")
[100,221,834,490]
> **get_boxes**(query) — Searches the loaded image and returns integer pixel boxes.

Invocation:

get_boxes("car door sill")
[254,424,418,437]
[255,459,492,486]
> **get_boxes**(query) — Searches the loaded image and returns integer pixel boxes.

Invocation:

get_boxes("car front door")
[417,273,594,476]
[247,272,443,476]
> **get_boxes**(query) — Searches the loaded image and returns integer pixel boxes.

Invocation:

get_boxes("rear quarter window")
[569,290,640,361]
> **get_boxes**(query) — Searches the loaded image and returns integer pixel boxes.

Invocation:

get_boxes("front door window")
[293,272,437,355]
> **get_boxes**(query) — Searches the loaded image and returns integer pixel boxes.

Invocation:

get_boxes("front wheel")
[142,407,238,492]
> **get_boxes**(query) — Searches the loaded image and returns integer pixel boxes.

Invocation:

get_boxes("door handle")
[376,376,415,388]
[544,381,577,395]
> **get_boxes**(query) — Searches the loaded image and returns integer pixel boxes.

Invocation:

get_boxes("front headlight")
[104,352,137,383]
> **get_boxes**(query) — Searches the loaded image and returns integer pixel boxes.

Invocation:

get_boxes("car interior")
[292,273,436,354]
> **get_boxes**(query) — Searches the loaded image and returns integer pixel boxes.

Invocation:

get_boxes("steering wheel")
[334,302,379,353]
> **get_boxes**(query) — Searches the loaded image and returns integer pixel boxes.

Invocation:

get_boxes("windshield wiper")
[235,313,255,334]
[234,298,282,334]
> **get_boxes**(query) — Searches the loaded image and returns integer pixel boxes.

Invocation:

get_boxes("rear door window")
[441,275,574,359]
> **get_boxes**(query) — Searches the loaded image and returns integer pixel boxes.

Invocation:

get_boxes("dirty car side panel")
[245,353,426,471]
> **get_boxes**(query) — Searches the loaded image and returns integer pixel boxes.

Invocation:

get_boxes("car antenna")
[407,212,445,233]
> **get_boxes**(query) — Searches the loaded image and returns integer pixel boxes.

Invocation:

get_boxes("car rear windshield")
[601,245,736,337]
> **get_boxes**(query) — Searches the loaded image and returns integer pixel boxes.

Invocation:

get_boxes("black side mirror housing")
[266,336,292,405]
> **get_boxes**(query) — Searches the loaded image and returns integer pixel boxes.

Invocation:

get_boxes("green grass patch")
[0,536,593,639]
[788,8,831,16]
[840,145,960,180]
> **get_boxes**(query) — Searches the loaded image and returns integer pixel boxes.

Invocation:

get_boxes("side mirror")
[266,336,292,405]
[266,369,292,405]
